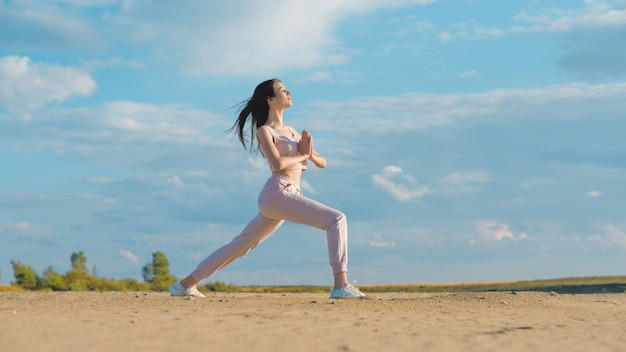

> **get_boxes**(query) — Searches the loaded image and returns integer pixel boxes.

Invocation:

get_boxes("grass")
[209,275,626,294]
[2,275,625,294]
[0,285,25,292]
[358,275,626,294]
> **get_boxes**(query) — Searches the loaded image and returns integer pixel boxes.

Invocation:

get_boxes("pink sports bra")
[263,125,307,172]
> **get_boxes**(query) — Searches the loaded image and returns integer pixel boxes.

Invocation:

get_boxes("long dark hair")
[230,78,280,152]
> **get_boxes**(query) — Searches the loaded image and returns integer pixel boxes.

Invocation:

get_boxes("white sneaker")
[186,285,206,298]
[168,281,206,298]
[330,284,366,299]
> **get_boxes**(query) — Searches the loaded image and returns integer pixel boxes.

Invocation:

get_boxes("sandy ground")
[1,290,625,352]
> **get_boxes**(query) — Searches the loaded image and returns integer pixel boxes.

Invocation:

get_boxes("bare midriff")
[274,168,303,186]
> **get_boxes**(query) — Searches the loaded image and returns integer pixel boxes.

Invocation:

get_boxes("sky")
[1,0,625,287]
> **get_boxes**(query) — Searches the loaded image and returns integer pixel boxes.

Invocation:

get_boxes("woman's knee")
[327,210,347,230]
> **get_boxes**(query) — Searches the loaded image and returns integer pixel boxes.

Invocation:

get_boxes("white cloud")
[167,176,185,188]
[458,69,478,78]
[3,100,230,163]
[519,178,557,190]
[306,82,626,133]
[79,57,145,71]
[587,190,603,197]
[300,179,317,195]
[367,240,396,248]
[438,32,453,41]
[2,1,438,77]
[0,193,116,218]
[381,165,404,176]
[372,166,487,202]
[247,158,267,173]
[0,56,96,111]
[119,249,140,264]
[372,166,430,202]
[435,172,489,195]
[432,1,626,77]
[109,0,435,77]
[524,2,626,33]
[364,232,396,248]
[476,220,528,242]
[3,80,624,187]
[590,224,626,249]
[438,1,626,41]
[297,71,334,83]
[5,222,33,232]
[0,2,105,51]
[51,0,120,6]
[0,221,52,237]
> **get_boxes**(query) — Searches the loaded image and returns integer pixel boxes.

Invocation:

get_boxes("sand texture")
[1,291,625,351]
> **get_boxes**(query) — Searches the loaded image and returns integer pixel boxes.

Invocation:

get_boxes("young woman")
[169,79,365,299]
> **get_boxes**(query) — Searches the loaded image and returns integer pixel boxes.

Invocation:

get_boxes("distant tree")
[70,251,88,272]
[142,251,175,291]
[11,260,39,289]
[65,251,91,291]
[42,266,67,291]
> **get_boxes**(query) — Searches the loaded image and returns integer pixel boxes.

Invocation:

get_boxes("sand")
[1,290,625,352]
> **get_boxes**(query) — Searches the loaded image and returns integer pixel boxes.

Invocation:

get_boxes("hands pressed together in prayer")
[299,129,313,158]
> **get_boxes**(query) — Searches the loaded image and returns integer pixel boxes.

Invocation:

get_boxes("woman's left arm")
[309,150,327,168]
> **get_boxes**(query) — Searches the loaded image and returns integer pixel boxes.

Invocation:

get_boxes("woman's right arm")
[257,126,309,171]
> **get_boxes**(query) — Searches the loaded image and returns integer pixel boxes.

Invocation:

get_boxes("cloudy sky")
[1,0,625,286]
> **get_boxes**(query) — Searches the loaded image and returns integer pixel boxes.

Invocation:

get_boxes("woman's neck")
[266,108,284,127]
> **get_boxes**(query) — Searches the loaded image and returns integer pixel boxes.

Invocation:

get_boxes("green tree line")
[7,250,178,292]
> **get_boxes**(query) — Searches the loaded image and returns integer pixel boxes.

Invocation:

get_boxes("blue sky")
[1,0,625,286]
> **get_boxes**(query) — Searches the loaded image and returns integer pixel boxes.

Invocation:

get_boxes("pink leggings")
[190,174,348,282]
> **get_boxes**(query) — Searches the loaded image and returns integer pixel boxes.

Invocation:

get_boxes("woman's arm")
[309,150,327,168]
[257,125,309,170]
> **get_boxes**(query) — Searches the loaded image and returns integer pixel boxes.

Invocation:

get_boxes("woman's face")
[269,81,292,109]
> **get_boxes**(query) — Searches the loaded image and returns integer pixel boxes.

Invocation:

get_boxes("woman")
[169,79,365,299]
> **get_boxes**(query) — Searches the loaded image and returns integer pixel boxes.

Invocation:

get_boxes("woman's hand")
[300,129,326,168]
[299,129,313,157]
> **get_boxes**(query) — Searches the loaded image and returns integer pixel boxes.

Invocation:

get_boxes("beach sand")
[1,290,625,351]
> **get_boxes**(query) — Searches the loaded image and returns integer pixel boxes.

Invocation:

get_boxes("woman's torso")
[264,125,305,185]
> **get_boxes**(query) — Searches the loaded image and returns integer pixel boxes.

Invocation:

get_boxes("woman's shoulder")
[257,124,275,134]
